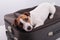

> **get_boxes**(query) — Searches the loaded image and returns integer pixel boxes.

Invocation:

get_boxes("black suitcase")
[4,5,60,40]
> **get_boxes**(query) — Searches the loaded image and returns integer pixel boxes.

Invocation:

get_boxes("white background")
[0,0,60,25]
[0,0,60,40]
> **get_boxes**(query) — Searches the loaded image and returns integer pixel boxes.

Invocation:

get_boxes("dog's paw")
[50,15,53,19]
[34,24,40,28]
[34,25,38,28]
[34,23,44,28]
[34,26,37,28]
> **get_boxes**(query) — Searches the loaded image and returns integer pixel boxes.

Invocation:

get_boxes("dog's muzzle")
[23,23,33,31]
[27,26,31,30]
[20,19,33,31]
[23,25,33,31]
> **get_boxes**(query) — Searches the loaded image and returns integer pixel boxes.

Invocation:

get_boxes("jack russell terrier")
[14,3,56,31]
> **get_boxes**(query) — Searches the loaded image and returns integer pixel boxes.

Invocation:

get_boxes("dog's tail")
[51,2,56,5]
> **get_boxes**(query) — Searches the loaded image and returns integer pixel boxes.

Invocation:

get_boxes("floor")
[0,25,60,40]
[0,25,7,40]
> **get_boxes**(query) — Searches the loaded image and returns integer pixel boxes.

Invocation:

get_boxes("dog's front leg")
[34,24,40,28]
[34,22,44,28]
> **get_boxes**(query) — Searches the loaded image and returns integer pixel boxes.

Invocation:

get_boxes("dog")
[30,3,56,28]
[14,3,56,31]
[14,12,33,31]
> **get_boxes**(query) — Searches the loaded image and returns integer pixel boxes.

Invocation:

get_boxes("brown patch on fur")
[14,12,31,27]
[23,12,30,16]
[20,14,31,23]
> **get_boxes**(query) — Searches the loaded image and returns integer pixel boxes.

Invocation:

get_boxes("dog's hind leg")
[49,5,56,19]
[50,14,54,19]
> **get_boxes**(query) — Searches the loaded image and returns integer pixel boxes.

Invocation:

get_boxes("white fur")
[20,19,33,31]
[30,3,56,28]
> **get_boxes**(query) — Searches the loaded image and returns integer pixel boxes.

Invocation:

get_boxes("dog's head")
[14,12,33,31]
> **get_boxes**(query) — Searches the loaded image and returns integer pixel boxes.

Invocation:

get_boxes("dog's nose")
[27,26,31,30]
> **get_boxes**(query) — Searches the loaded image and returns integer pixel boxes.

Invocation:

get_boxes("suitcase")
[4,5,60,40]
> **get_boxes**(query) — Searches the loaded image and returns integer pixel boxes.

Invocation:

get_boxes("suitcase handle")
[48,28,60,36]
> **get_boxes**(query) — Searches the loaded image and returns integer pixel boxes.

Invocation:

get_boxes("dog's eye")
[24,18,28,22]
[20,22,23,25]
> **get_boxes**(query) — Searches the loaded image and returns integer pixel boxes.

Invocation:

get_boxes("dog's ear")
[24,12,30,16]
[13,18,18,26]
